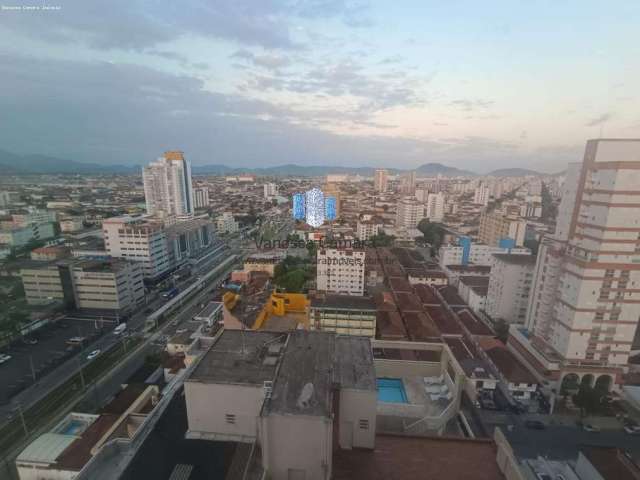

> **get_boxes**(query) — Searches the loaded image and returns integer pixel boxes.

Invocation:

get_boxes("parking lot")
[0,314,119,404]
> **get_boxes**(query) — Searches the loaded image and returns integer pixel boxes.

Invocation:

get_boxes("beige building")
[21,258,144,313]
[374,168,388,193]
[510,139,640,392]
[356,218,383,241]
[479,209,526,247]
[309,294,376,337]
[142,150,195,218]
[485,253,536,324]
[395,197,424,229]
[20,261,65,305]
[316,248,365,296]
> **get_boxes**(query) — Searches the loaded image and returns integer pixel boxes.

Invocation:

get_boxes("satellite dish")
[297,382,314,409]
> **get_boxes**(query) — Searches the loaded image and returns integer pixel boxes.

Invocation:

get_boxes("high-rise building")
[395,197,424,229]
[142,151,194,218]
[194,187,209,209]
[509,139,640,392]
[400,171,417,195]
[322,183,341,220]
[356,218,384,241]
[479,208,527,247]
[374,169,388,192]
[317,248,365,296]
[474,183,490,206]
[426,193,445,222]
[485,253,536,324]
[264,183,277,198]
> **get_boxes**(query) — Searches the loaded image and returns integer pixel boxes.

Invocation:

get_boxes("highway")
[0,245,241,425]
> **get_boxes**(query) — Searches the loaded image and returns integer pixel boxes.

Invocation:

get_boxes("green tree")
[573,384,605,417]
[369,232,395,247]
[417,220,443,254]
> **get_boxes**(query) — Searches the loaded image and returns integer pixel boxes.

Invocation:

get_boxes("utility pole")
[16,403,28,435]
[29,355,36,382]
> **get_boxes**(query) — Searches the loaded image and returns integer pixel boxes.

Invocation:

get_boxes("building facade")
[142,151,195,218]
[395,198,424,229]
[309,294,376,337]
[511,139,640,391]
[479,209,527,247]
[374,169,388,193]
[193,187,210,209]
[316,248,365,296]
[426,193,445,222]
[484,253,536,324]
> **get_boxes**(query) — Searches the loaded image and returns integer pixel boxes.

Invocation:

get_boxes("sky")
[0,0,638,173]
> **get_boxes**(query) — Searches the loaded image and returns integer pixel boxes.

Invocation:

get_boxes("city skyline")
[1,1,639,172]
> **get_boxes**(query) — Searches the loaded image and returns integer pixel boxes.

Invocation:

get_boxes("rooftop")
[333,435,504,480]
[492,253,537,265]
[310,294,376,311]
[582,447,640,480]
[264,331,375,418]
[188,330,285,385]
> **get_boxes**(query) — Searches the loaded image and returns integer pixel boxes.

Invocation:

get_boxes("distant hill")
[486,168,543,177]
[414,162,475,177]
[0,149,137,175]
[2,148,548,178]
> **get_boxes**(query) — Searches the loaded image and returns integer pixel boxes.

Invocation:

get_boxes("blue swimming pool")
[377,378,408,403]
[60,419,85,436]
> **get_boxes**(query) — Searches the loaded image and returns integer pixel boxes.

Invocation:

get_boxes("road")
[0,246,239,423]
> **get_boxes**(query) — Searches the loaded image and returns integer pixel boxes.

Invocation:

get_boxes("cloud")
[585,113,613,127]
[0,0,371,51]
[449,99,495,111]
[231,49,291,70]
[378,55,404,64]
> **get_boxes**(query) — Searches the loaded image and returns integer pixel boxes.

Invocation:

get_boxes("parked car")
[524,420,545,430]
[86,350,101,360]
[23,338,38,345]
[0,354,12,365]
[583,423,600,433]
[624,425,640,435]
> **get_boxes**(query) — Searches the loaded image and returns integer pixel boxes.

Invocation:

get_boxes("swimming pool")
[60,419,85,436]
[377,378,408,403]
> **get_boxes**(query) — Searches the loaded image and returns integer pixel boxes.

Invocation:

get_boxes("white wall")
[184,382,264,441]
[261,414,331,480]
[338,389,376,449]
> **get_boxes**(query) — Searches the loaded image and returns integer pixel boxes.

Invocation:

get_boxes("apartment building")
[142,150,195,218]
[216,212,239,234]
[426,193,445,222]
[399,171,416,195]
[474,183,490,206]
[356,218,383,241]
[193,187,210,209]
[395,197,424,229]
[316,248,366,296]
[479,208,527,247]
[103,216,172,280]
[484,253,536,324]
[309,294,377,337]
[263,183,277,198]
[374,168,388,192]
[510,139,640,392]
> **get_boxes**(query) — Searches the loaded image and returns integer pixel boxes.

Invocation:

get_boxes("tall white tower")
[143,151,195,218]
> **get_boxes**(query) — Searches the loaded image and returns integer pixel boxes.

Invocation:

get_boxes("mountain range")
[0,149,545,177]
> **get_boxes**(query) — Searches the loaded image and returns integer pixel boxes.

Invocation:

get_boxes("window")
[358,419,369,430]
[225,414,236,424]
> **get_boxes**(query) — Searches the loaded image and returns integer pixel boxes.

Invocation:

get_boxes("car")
[583,423,600,433]
[524,420,546,430]
[86,350,101,360]
[0,354,12,365]
[23,338,38,345]
[176,328,187,334]
[624,425,640,435]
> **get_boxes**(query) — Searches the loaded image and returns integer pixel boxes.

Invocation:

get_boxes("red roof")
[425,306,463,336]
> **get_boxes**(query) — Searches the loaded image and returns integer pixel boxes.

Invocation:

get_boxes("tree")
[369,232,395,247]
[417,220,443,253]
[573,384,605,417]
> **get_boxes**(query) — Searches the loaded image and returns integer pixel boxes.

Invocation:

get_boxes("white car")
[0,354,12,365]
[86,350,101,360]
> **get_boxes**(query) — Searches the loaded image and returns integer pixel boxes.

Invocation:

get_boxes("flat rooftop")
[264,331,375,418]
[492,253,536,265]
[310,294,376,311]
[333,435,504,480]
[188,330,285,385]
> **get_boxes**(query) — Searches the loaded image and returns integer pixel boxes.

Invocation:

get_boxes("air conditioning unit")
[263,381,273,399]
